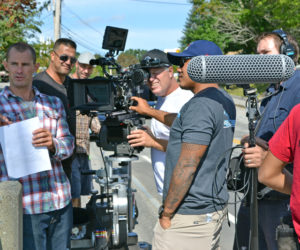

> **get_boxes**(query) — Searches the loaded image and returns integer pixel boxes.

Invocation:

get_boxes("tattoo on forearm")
[165,157,198,210]
[164,143,206,213]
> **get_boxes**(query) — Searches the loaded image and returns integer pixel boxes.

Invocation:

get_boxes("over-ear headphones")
[272,29,295,59]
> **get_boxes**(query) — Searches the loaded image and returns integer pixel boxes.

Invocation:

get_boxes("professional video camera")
[69,26,153,250]
[70,26,152,157]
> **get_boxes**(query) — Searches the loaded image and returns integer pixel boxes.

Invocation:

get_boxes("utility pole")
[53,0,61,41]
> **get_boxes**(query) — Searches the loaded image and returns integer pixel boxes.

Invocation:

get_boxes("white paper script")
[0,117,52,178]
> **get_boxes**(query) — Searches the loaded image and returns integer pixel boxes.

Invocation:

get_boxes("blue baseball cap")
[167,40,223,66]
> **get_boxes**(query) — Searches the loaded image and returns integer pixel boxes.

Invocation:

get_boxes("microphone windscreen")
[187,55,295,84]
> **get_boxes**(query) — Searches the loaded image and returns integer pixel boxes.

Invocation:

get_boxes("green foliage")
[120,49,148,61]
[224,84,269,98]
[184,0,300,54]
[0,0,49,70]
[32,41,54,72]
[117,53,139,68]
[180,6,231,52]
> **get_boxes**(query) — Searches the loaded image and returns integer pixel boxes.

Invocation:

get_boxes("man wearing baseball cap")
[71,51,95,79]
[70,51,100,239]
[127,49,193,196]
[131,40,236,249]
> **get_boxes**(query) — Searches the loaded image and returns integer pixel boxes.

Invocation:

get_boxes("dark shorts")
[71,154,92,198]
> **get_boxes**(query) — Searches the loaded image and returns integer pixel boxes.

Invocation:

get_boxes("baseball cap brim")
[167,40,223,66]
[167,51,196,66]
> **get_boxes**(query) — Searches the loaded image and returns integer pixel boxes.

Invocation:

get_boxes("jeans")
[23,202,73,250]
[71,154,92,198]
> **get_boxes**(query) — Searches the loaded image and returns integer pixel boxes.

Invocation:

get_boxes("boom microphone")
[187,54,295,84]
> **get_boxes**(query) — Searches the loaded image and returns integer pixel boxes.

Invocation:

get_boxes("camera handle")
[244,87,260,250]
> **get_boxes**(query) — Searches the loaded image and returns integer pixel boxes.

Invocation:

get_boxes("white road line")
[139,155,152,164]
[132,175,160,209]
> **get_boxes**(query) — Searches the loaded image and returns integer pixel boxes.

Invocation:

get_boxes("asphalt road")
[87,104,249,250]
[0,82,249,249]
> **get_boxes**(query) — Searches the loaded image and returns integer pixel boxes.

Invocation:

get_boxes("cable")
[61,23,99,49]
[61,24,100,53]
[62,4,103,36]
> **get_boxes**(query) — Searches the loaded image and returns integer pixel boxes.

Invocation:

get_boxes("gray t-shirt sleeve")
[180,98,216,146]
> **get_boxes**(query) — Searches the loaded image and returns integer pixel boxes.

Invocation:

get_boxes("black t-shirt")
[33,71,75,179]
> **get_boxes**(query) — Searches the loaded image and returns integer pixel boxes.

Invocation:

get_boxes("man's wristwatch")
[158,205,174,219]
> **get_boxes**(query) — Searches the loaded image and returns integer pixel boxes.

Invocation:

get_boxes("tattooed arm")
[160,142,208,229]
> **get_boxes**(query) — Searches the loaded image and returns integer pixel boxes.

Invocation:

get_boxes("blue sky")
[37,0,192,55]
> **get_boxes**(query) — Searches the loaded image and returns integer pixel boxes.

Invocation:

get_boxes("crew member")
[234,30,300,250]
[130,40,236,249]
[33,38,77,180]
[127,49,193,195]
[259,103,300,244]
[69,52,101,234]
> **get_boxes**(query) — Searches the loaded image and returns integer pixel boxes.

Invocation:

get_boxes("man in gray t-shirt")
[132,40,236,250]
[163,87,235,216]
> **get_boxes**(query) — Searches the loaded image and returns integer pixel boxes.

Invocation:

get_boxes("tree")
[0,0,49,68]
[32,40,54,72]
[117,53,139,68]
[180,6,231,52]
[184,0,300,54]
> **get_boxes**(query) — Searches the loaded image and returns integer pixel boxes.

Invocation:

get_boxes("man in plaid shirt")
[0,42,74,249]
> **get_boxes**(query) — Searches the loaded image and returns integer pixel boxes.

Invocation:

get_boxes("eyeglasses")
[53,50,77,64]
[179,57,192,68]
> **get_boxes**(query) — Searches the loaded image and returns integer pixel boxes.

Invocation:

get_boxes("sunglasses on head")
[141,56,170,68]
[53,50,77,64]
[179,57,192,68]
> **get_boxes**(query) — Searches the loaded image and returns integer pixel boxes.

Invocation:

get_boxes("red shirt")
[269,103,300,241]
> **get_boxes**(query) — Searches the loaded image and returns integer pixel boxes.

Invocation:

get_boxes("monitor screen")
[102,26,128,52]
[70,77,114,112]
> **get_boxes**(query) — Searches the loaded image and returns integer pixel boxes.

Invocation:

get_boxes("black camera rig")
[69,26,153,250]
[70,26,151,156]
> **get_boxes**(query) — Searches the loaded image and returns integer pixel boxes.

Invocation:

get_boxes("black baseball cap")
[140,49,171,68]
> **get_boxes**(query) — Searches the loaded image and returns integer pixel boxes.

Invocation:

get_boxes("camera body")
[70,26,152,250]
[70,27,151,157]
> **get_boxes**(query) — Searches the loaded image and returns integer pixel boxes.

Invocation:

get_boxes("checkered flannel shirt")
[75,111,100,155]
[0,87,74,214]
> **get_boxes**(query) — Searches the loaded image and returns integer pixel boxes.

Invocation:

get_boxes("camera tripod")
[70,152,140,250]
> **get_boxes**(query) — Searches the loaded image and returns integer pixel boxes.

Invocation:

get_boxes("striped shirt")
[0,87,74,214]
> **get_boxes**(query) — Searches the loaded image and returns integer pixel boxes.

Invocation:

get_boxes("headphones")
[272,29,295,59]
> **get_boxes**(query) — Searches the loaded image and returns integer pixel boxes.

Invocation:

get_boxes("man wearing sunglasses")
[33,38,77,180]
[130,40,236,249]
[127,49,193,196]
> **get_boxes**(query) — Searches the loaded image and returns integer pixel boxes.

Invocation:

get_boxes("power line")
[62,4,103,36]
[61,28,97,53]
[61,24,101,53]
[61,23,100,50]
